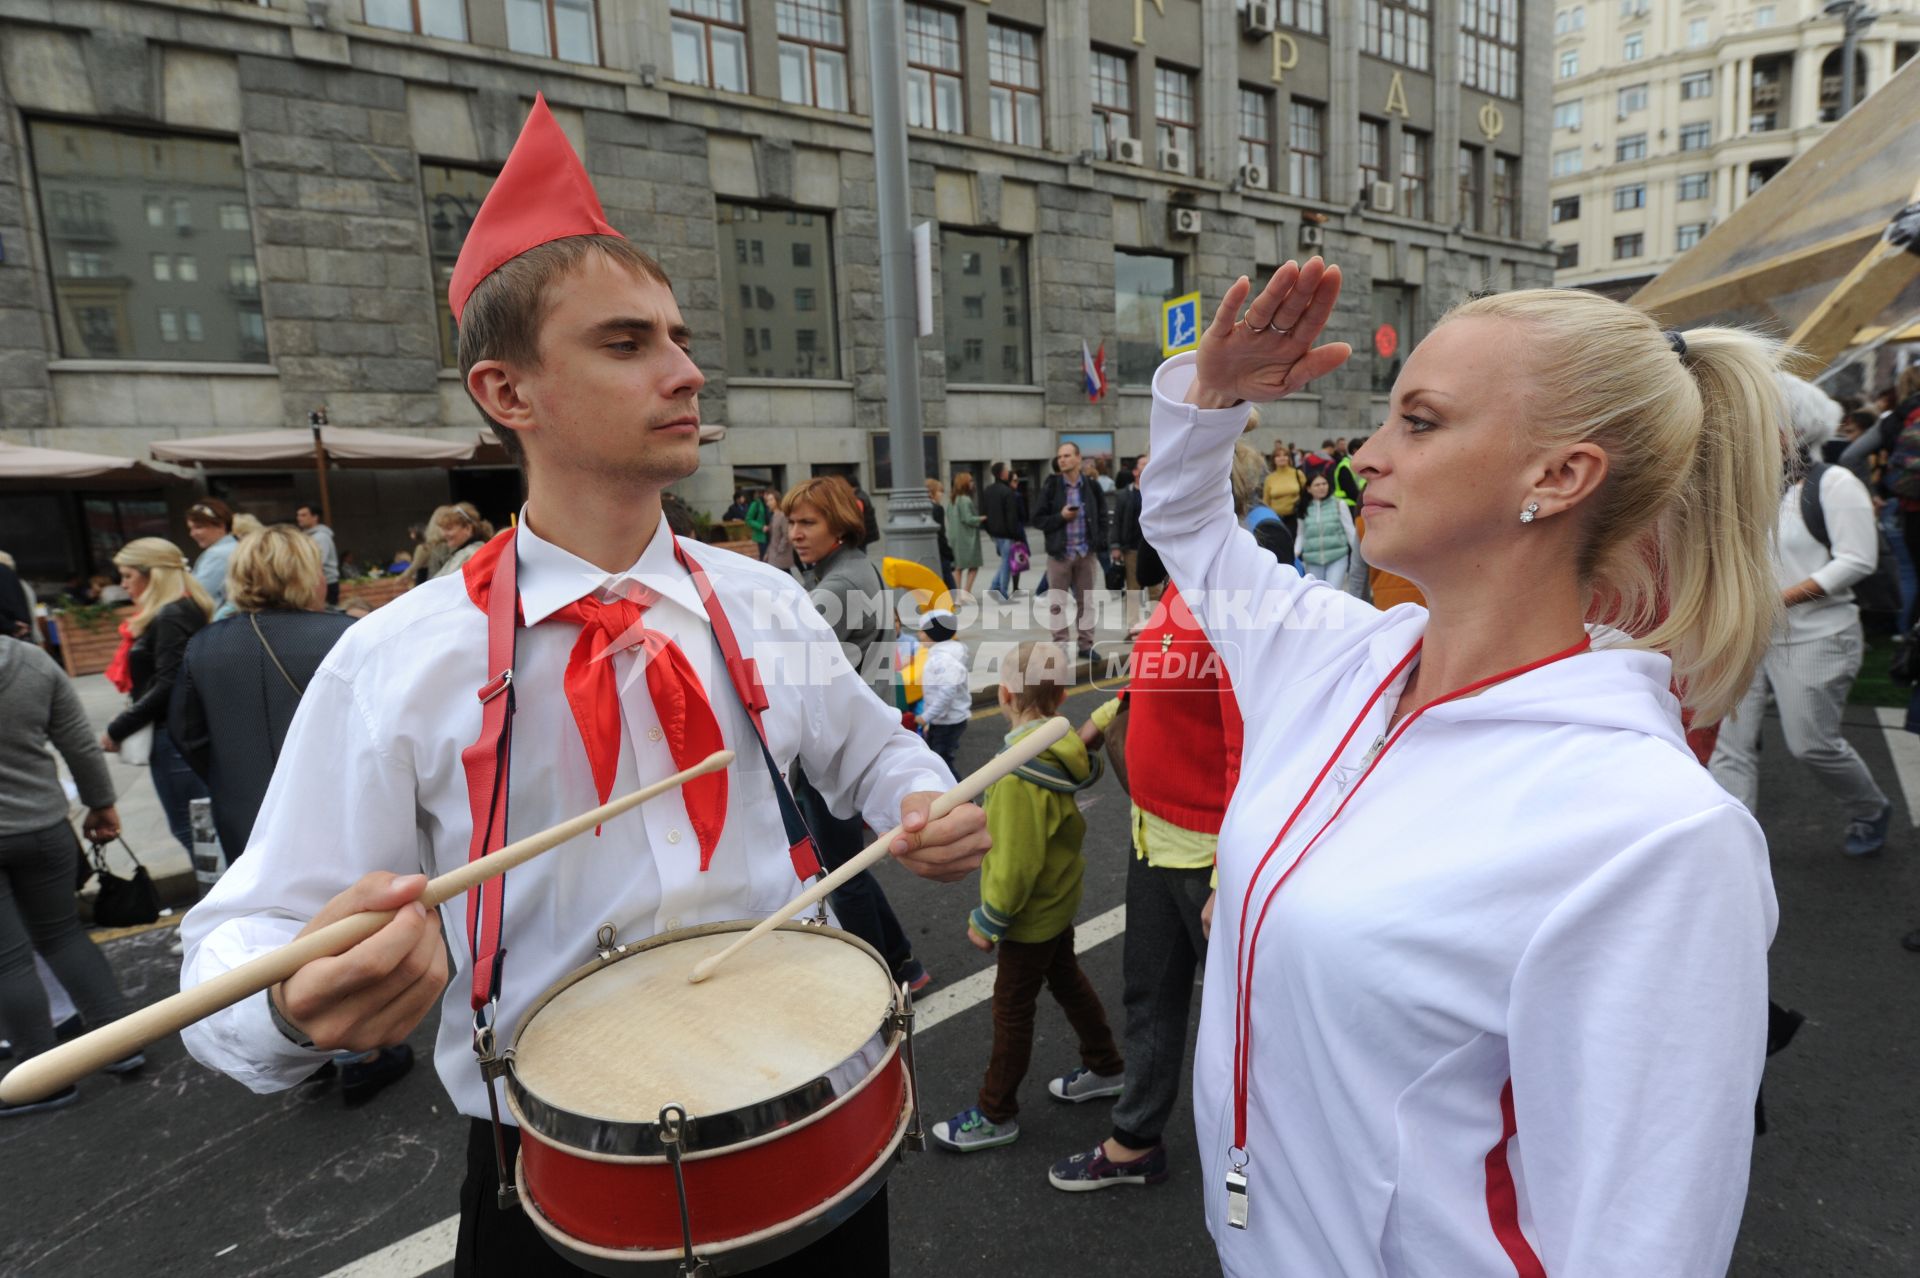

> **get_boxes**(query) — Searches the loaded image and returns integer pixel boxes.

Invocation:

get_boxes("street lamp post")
[865,0,942,572]
[1824,0,1879,116]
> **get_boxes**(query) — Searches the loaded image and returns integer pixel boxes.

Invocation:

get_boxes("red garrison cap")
[447,93,621,322]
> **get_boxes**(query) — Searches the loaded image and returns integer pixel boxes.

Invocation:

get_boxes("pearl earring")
[1520,502,1540,524]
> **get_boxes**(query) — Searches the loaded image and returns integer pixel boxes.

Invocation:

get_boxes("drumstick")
[688,716,1072,984]
[0,749,734,1107]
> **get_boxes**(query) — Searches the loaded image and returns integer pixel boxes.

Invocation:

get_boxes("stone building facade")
[0,0,1551,575]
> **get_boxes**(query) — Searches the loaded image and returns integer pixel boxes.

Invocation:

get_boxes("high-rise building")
[1549,0,1920,296]
[0,0,1553,576]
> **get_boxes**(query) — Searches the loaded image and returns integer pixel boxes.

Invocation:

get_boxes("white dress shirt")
[180,513,953,1120]
[1776,465,1877,644]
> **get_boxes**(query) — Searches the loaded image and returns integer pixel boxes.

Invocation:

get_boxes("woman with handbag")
[100,537,212,857]
[0,635,144,1116]
[168,525,413,1104]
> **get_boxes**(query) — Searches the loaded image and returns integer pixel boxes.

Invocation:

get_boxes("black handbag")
[88,837,161,928]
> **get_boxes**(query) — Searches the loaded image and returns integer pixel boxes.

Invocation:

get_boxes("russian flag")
[1083,340,1108,402]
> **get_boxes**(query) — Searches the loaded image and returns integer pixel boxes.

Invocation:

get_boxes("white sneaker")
[1048,1066,1126,1103]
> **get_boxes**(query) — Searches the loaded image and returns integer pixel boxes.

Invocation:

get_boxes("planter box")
[339,577,410,611]
[53,609,132,678]
[713,540,761,558]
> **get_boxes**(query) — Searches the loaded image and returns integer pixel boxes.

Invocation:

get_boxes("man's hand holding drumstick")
[271,871,449,1054]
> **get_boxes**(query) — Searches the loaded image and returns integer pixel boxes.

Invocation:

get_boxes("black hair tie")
[1664,329,1688,359]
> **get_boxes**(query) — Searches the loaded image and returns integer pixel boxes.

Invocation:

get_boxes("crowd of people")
[2,89,1917,1278]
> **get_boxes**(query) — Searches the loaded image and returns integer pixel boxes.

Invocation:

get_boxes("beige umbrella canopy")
[1632,54,1920,371]
[0,439,187,490]
[153,427,479,527]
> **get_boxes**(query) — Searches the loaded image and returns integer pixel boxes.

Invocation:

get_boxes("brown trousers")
[978,925,1124,1122]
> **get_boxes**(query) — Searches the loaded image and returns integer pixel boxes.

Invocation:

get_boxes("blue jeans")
[924,720,966,775]
[990,538,1016,597]
[149,726,208,855]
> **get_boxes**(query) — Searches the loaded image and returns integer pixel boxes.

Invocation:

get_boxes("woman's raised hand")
[1186,257,1351,409]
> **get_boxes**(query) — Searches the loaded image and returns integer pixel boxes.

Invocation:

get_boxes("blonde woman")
[1143,260,1781,1276]
[429,504,488,579]
[102,538,214,855]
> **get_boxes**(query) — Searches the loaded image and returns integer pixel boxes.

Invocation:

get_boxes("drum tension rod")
[892,983,925,1153]
[659,1104,715,1277]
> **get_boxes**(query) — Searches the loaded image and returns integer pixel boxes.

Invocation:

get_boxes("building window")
[228,256,259,297]
[1551,145,1582,176]
[1358,117,1387,195]
[1280,0,1327,34]
[1491,154,1516,237]
[1238,88,1274,184]
[1092,50,1133,155]
[1559,49,1579,78]
[777,0,848,110]
[719,203,837,379]
[1613,232,1644,259]
[1622,31,1643,61]
[1551,194,1581,223]
[1289,98,1326,201]
[1114,251,1181,386]
[1747,157,1787,194]
[943,232,1029,384]
[1676,222,1708,250]
[1678,122,1711,151]
[1688,16,1709,45]
[1615,132,1647,162]
[423,163,496,367]
[31,120,266,363]
[363,0,467,38]
[507,0,597,63]
[905,4,964,134]
[1681,71,1713,100]
[1613,182,1646,210]
[1618,0,1647,17]
[1458,143,1482,232]
[1400,128,1431,219]
[1554,6,1585,35]
[1556,241,1580,268]
[1362,0,1431,71]
[672,0,749,91]
[1554,100,1582,129]
[987,22,1042,146]
[1155,65,1197,161]
[1460,0,1520,99]
[1618,83,1647,115]
[1754,6,1775,29]
[1678,171,1710,201]
[1371,282,1416,392]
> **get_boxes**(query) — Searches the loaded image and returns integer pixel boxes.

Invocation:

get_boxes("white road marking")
[1873,707,1920,827]
[314,903,1130,1278]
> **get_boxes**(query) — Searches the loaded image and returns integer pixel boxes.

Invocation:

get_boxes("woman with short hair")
[102,537,213,855]
[1145,260,1782,1277]
[184,498,239,608]
[429,504,489,579]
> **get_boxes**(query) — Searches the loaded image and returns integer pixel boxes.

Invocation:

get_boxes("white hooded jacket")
[1142,353,1777,1278]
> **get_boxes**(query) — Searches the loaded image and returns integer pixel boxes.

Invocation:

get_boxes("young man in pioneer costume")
[178,97,988,1276]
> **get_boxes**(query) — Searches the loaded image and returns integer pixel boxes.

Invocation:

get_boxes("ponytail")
[1447,290,1784,724]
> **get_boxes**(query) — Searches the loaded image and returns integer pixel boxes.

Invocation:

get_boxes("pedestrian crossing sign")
[1161,292,1202,357]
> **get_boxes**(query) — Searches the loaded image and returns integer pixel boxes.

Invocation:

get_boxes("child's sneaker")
[930,1106,1019,1152]
[1048,1141,1170,1191]
[1048,1066,1125,1103]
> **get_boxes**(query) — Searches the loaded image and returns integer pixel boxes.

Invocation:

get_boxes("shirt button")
[667,828,682,844]
[666,917,682,930]
[648,727,664,742]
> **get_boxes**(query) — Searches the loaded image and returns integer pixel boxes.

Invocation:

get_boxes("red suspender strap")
[461,528,519,1013]
[673,541,821,881]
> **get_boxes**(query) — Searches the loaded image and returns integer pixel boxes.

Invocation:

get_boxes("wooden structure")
[1632,55,1920,373]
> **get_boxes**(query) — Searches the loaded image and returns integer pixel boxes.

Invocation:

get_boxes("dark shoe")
[1048,1141,1169,1191]
[0,1085,79,1118]
[302,1059,339,1086]
[102,1051,145,1076]
[53,1015,83,1041]
[341,1045,414,1106]
[1844,802,1891,857]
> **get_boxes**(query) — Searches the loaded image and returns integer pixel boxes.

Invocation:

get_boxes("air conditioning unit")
[1238,162,1269,190]
[1170,207,1203,236]
[1299,224,1325,249]
[1111,135,1146,165]
[1160,146,1192,175]
[1368,180,1397,214]
[1242,0,1277,37]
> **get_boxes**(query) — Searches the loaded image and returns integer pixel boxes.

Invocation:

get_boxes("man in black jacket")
[1038,442,1107,658]
[1116,452,1150,629]
[984,463,1026,599]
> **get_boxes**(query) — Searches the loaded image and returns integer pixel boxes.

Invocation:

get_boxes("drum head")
[512,927,895,1124]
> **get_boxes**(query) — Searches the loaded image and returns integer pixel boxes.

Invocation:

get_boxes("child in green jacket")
[930,640,1124,1152]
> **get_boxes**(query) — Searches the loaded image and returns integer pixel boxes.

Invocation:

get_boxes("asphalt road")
[2,696,1916,1277]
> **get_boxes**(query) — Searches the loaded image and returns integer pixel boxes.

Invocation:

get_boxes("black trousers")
[455,1120,891,1277]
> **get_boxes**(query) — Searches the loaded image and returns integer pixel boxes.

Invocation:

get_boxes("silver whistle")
[1226,1167,1250,1229]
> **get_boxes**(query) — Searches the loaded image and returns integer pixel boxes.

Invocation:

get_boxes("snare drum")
[504,919,917,1276]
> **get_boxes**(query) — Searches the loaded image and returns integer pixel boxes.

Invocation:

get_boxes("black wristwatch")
[267,986,316,1050]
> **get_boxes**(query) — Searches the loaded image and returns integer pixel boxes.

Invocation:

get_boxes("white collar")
[512,507,706,627]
